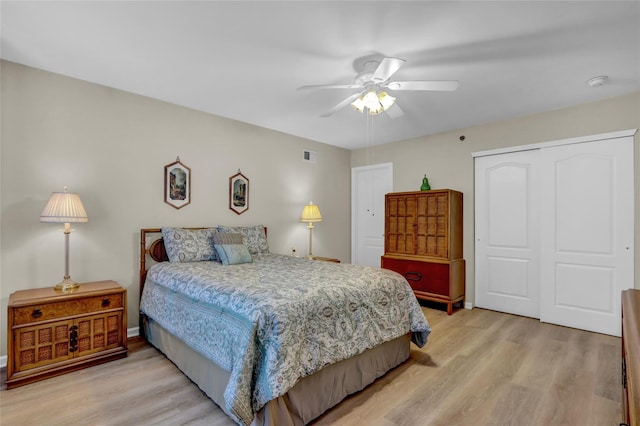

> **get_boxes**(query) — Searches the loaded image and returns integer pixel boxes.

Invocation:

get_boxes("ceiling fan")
[298,57,459,118]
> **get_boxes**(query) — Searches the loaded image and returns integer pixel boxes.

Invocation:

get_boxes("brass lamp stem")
[55,222,79,292]
[307,222,315,259]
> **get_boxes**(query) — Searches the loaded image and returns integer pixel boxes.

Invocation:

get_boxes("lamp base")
[55,277,79,292]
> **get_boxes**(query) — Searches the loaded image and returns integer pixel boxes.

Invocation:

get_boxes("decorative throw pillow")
[161,227,218,263]
[217,225,269,255]
[214,243,253,265]
[212,232,244,246]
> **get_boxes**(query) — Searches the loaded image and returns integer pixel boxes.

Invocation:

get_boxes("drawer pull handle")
[69,325,78,353]
[101,298,111,307]
[32,309,43,319]
[404,271,422,282]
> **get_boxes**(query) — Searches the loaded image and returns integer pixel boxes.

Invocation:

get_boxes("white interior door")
[475,150,541,318]
[538,137,634,336]
[351,163,393,266]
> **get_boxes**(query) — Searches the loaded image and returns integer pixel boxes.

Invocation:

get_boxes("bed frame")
[138,227,410,426]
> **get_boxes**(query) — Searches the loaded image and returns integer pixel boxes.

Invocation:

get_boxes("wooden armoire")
[381,189,464,314]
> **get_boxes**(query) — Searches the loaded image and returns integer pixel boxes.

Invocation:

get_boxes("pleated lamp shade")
[300,202,322,223]
[40,190,88,223]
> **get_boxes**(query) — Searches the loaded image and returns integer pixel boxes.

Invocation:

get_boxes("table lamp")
[300,201,322,259]
[40,187,89,291]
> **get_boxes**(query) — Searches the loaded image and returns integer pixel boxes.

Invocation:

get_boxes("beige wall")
[0,61,351,357]
[352,91,640,305]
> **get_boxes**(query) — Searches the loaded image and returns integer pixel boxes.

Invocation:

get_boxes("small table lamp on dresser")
[40,187,88,292]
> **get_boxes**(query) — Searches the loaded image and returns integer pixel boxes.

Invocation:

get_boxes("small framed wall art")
[229,170,249,215]
[164,157,191,209]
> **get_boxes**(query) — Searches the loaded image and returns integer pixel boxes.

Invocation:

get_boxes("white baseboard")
[465,301,473,310]
[0,328,141,369]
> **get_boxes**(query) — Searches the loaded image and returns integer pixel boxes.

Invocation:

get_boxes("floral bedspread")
[139,254,431,426]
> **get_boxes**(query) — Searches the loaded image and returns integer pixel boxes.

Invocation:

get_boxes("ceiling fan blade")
[386,80,459,91]
[297,84,363,90]
[372,57,406,83]
[385,103,404,119]
[321,92,363,117]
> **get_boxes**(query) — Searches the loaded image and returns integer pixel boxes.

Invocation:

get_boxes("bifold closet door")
[475,150,541,318]
[538,137,634,336]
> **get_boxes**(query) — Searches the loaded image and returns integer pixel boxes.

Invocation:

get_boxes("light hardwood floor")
[1,306,622,425]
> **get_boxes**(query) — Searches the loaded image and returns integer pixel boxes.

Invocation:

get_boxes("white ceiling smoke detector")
[586,76,608,87]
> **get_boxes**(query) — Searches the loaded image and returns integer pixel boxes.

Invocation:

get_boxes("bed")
[138,226,431,426]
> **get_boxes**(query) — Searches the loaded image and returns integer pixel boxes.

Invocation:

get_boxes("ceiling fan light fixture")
[350,90,395,115]
[351,96,365,113]
[368,104,383,115]
[378,91,395,111]
[362,90,379,109]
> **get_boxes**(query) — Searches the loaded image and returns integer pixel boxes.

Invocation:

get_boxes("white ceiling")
[2,1,639,150]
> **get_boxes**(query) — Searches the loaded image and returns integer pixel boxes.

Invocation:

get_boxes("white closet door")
[539,137,634,336]
[475,150,541,318]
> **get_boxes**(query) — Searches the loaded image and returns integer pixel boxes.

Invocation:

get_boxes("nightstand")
[311,256,341,263]
[6,280,128,389]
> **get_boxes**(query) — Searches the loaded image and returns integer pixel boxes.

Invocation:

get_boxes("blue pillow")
[214,243,253,265]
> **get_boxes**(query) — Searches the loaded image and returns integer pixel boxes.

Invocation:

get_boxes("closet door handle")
[404,271,422,282]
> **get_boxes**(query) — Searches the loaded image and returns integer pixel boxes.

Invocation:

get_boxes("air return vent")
[303,149,317,163]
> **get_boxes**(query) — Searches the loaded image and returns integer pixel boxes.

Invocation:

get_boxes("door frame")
[472,129,636,157]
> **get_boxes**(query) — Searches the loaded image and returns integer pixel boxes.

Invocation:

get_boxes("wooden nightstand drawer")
[13,294,123,326]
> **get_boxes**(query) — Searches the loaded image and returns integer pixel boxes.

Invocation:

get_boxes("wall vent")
[303,149,317,163]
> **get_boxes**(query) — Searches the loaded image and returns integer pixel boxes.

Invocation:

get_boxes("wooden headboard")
[139,228,165,299]
[140,227,205,299]
[139,227,267,300]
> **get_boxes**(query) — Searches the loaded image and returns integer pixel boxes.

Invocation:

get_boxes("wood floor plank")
[1,307,622,426]
[486,383,544,424]
[419,340,530,426]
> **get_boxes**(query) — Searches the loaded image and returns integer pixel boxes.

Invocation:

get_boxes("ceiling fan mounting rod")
[363,82,380,93]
